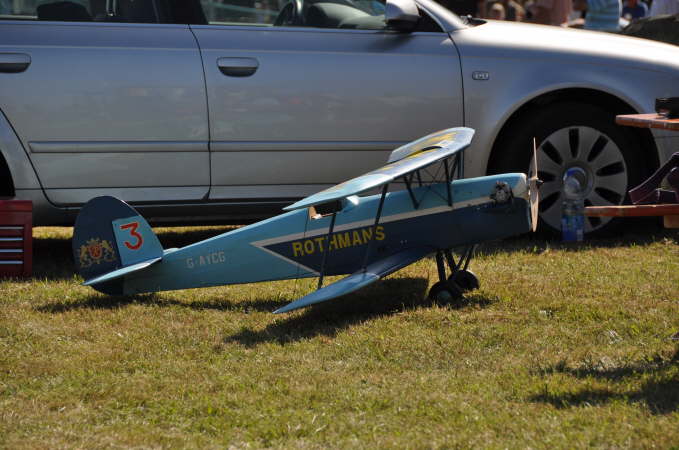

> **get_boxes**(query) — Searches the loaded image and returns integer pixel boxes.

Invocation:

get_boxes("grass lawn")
[1,224,678,448]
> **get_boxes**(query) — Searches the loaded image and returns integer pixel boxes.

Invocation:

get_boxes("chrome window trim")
[0,19,188,29]
[190,23,446,36]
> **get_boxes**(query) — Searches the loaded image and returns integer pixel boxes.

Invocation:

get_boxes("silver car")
[1,0,677,234]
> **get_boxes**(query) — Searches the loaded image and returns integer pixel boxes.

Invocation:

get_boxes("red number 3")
[119,222,143,250]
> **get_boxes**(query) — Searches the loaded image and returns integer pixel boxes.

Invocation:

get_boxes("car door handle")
[0,53,31,73]
[217,57,259,77]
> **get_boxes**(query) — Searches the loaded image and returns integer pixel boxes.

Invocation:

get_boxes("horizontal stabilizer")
[273,247,432,313]
[284,127,474,212]
[83,257,162,287]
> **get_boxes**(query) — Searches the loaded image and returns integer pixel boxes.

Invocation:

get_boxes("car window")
[0,0,161,23]
[200,0,389,29]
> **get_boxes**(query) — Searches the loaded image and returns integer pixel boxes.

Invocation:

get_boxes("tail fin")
[72,196,163,295]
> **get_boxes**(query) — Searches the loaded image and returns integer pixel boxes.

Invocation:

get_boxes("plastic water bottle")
[561,169,585,242]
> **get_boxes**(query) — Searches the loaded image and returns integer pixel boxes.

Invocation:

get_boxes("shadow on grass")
[36,293,146,313]
[36,292,284,314]
[223,277,496,347]
[30,236,77,281]
[475,224,678,258]
[530,349,679,415]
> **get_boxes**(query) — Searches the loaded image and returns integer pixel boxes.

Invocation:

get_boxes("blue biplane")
[72,128,540,313]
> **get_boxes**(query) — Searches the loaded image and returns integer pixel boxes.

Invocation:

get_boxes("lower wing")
[273,246,432,314]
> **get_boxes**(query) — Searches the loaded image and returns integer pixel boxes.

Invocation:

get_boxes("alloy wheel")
[531,126,628,233]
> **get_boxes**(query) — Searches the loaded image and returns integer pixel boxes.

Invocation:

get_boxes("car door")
[0,0,209,206]
[190,0,463,202]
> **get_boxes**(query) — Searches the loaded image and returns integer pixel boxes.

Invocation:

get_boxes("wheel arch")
[486,88,659,175]
[0,150,15,197]
[0,107,43,193]
[0,107,69,225]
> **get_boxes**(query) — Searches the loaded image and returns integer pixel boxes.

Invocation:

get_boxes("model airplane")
[72,127,540,313]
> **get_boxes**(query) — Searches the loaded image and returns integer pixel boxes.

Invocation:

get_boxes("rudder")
[72,196,163,294]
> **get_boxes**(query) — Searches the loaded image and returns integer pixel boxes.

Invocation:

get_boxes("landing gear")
[429,280,463,302]
[449,270,479,292]
[427,246,479,302]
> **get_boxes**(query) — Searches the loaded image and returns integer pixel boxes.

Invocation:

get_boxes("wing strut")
[317,211,337,289]
[401,149,465,211]
[443,151,465,207]
[402,173,419,209]
[450,150,464,180]
[443,158,453,207]
[362,183,389,272]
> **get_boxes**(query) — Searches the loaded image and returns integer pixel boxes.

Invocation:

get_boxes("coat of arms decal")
[78,238,117,268]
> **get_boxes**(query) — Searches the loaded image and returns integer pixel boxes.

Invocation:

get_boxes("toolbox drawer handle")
[0,237,22,242]
[0,249,22,253]
[0,226,23,230]
[0,261,23,265]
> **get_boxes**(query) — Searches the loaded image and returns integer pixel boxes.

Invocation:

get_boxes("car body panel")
[0,108,39,191]
[446,20,679,175]
[0,107,67,222]
[191,25,463,200]
[0,21,210,206]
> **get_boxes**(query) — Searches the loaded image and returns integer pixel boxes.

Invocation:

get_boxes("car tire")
[489,102,648,235]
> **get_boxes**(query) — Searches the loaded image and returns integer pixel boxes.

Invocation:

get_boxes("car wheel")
[489,102,647,235]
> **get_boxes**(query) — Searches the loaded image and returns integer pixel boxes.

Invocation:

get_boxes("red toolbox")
[0,200,32,277]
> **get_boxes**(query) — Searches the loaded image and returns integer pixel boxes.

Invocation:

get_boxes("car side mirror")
[385,0,420,32]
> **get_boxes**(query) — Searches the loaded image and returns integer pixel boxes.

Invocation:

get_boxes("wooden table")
[615,113,679,131]
[584,114,679,228]
[585,204,679,228]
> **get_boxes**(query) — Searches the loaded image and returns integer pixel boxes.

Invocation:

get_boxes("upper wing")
[283,127,474,212]
[386,127,473,163]
[273,246,432,313]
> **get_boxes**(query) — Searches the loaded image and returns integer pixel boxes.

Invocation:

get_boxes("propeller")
[529,138,542,232]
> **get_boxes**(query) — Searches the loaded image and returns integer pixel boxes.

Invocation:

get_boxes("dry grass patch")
[0,225,677,448]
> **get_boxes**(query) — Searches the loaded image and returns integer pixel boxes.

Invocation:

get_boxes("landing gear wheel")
[487,102,649,236]
[449,269,479,292]
[428,281,463,303]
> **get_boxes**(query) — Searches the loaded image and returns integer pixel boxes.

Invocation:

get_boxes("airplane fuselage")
[117,173,531,295]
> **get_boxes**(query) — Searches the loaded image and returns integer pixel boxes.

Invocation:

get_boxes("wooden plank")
[615,114,679,131]
[585,204,679,217]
